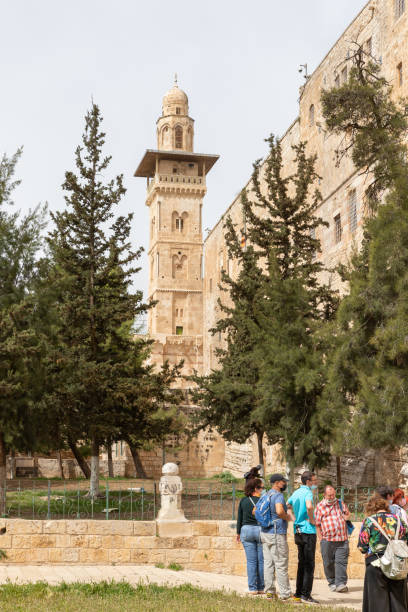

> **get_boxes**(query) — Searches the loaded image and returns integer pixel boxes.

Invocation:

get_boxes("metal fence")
[0,480,377,521]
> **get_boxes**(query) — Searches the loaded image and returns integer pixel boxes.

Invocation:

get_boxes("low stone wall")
[0,519,364,579]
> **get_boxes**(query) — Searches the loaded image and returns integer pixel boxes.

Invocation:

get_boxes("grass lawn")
[0,581,352,612]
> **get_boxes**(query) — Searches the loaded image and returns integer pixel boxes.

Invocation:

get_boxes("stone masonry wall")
[0,519,365,579]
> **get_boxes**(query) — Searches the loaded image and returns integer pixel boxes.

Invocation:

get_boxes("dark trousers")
[363,563,407,612]
[295,533,316,599]
[320,539,349,587]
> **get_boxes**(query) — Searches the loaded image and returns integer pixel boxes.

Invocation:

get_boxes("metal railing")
[0,480,377,522]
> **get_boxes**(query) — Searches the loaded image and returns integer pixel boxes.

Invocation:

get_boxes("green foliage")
[167,563,184,571]
[210,471,239,483]
[321,44,408,451]
[193,135,337,473]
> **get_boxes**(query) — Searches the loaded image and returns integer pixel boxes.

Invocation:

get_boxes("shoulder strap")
[249,497,257,508]
[395,514,401,541]
[369,515,392,544]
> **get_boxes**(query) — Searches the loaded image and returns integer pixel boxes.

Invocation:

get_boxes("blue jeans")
[240,524,264,592]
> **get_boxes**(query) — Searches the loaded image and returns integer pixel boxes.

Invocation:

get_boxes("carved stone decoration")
[156,462,187,522]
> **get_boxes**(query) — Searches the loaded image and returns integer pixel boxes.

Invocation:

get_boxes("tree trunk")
[287,446,296,494]
[107,443,114,478]
[89,437,100,498]
[58,451,65,480]
[336,456,342,487]
[128,441,147,478]
[68,439,91,479]
[256,430,265,475]
[0,434,6,516]
[9,449,15,480]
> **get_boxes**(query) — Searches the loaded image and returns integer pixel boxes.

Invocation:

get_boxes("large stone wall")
[201,0,408,483]
[0,518,365,579]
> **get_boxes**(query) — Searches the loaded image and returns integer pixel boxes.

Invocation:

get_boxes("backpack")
[370,515,408,580]
[254,491,279,529]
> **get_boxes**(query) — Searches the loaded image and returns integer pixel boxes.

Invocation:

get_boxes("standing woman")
[390,488,408,526]
[237,478,265,595]
[358,495,408,611]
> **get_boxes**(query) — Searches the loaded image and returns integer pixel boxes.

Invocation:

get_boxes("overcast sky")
[2,0,367,295]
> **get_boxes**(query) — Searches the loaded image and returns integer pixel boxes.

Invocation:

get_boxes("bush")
[211,472,239,484]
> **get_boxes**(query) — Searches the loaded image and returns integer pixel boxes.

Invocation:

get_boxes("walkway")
[0,565,363,609]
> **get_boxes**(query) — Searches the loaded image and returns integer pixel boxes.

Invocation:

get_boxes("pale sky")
[1,0,367,295]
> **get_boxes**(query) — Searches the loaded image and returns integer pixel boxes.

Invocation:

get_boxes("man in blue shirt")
[260,473,294,602]
[287,470,319,605]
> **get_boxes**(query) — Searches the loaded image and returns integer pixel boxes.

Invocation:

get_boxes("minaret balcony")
[147,173,206,198]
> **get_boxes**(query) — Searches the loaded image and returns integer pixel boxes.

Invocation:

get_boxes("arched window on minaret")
[187,126,193,150]
[161,125,171,149]
[175,125,183,149]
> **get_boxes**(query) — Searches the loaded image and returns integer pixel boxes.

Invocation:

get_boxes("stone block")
[155,537,174,549]
[156,521,193,538]
[11,535,31,549]
[196,536,211,548]
[211,536,236,550]
[63,548,80,563]
[31,535,56,548]
[48,549,64,563]
[70,535,88,548]
[65,520,88,535]
[6,520,42,535]
[192,521,218,536]
[79,547,109,563]
[0,536,12,549]
[165,549,191,564]
[133,521,156,536]
[191,549,213,563]
[171,536,197,549]
[133,536,157,549]
[131,549,149,563]
[232,563,246,576]
[148,550,166,563]
[55,535,71,548]
[43,520,66,534]
[87,535,103,548]
[91,521,133,536]
[101,535,126,549]
[109,549,131,563]
[224,549,245,565]
[217,521,236,536]
[27,548,50,563]
[6,549,27,563]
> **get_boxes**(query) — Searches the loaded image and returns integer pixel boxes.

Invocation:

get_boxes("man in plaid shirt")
[314,485,350,593]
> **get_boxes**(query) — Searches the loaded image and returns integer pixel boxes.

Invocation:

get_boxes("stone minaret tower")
[135,80,219,381]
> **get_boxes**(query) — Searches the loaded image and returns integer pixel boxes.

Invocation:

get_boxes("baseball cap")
[269,473,288,483]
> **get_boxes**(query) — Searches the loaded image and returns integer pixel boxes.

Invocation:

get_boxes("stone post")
[156,462,187,522]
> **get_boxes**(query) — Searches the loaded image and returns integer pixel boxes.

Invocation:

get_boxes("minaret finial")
[174,72,178,86]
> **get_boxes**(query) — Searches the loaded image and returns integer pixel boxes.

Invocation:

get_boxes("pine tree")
[0,150,47,508]
[193,137,337,476]
[243,138,338,478]
[320,44,408,452]
[46,103,152,496]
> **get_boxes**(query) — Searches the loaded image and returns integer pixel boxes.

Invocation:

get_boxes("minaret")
[134,80,219,378]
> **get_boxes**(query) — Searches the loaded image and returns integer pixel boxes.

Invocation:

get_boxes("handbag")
[339,500,355,536]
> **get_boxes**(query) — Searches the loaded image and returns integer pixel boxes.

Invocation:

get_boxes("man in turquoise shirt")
[287,471,319,605]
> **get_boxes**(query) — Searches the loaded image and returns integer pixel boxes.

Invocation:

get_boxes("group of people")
[237,467,408,610]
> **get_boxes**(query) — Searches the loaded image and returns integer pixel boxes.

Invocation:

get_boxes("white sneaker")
[329,584,336,592]
[336,584,348,593]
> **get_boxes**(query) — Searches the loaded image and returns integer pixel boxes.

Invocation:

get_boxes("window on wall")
[395,0,405,19]
[397,62,403,86]
[309,104,315,126]
[176,107,181,115]
[334,214,342,243]
[175,126,183,149]
[365,37,372,56]
[334,74,340,88]
[348,190,358,233]
[176,326,183,335]
[175,217,184,231]
[156,252,160,277]
[341,66,348,84]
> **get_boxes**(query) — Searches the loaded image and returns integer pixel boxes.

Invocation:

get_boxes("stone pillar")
[156,462,187,522]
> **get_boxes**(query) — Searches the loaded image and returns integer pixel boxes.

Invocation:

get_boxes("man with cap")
[260,473,294,602]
